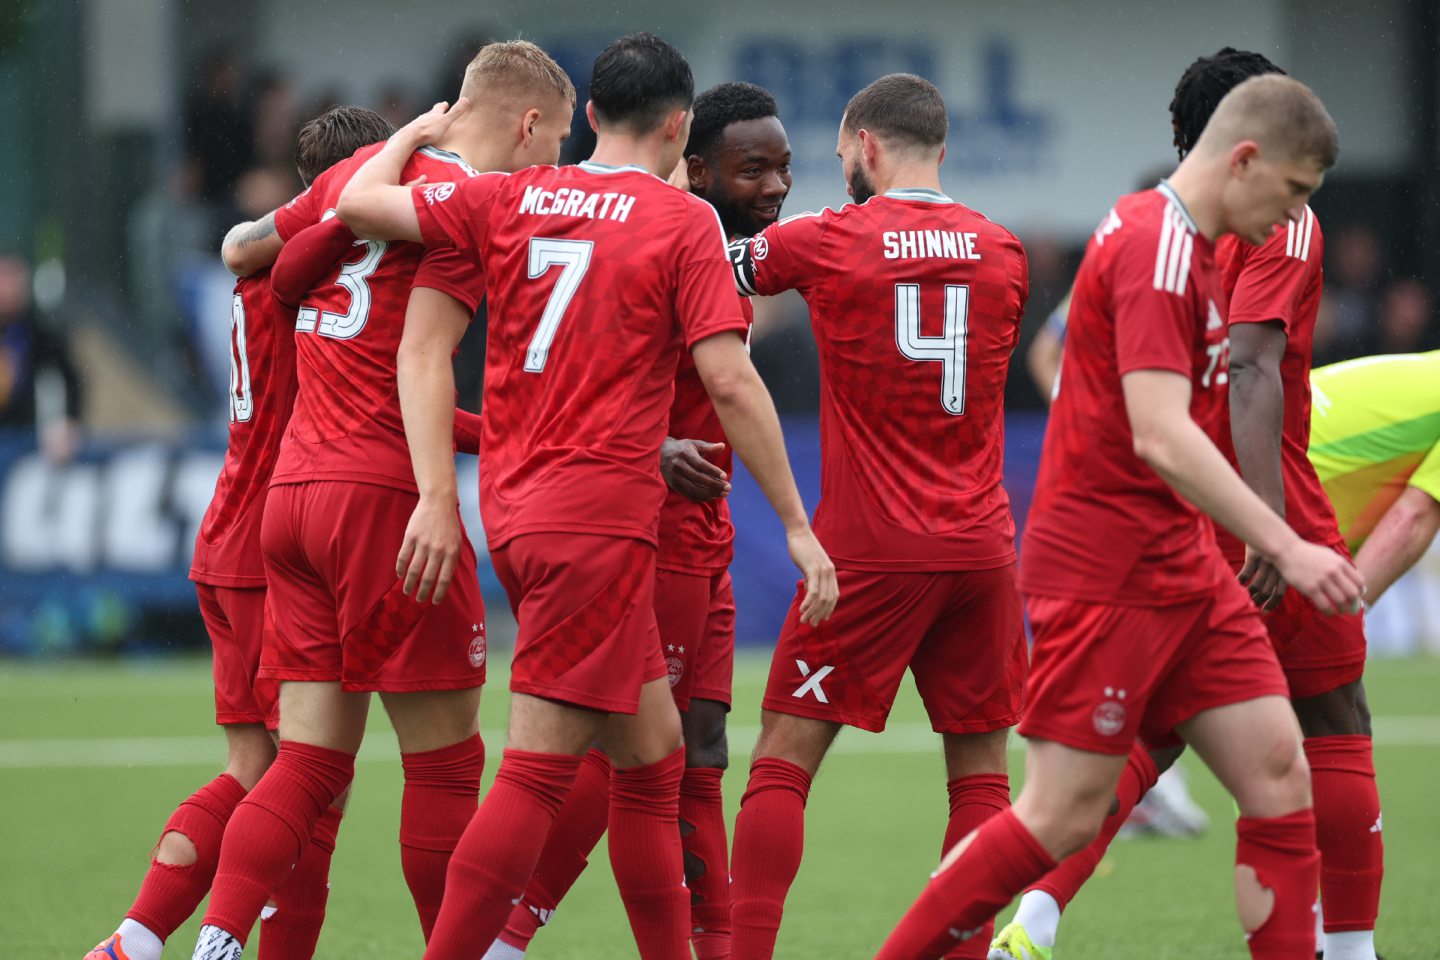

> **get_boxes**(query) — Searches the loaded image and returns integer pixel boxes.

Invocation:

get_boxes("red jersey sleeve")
[1108,228,1196,377]
[675,199,750,347]
[453,407,482,455]
[735,211,827,297]
[274,181,325,241]
[413,247,486,315]
[271,217,357,307]
[1226,230,1317,333]
[411,176,505,253]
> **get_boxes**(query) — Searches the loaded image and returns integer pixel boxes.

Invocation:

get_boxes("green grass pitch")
[3,653,1436,958]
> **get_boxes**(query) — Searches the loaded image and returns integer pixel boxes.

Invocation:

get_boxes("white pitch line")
[2,717,1437,770]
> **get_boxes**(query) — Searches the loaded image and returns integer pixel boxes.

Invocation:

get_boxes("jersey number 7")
[895,283,969,415]
[524,238,594,373]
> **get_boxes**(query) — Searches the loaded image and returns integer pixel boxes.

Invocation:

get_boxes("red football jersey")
[1020,185,1231,604]
[411,161,750,549]
[732,189,1028,570]
[656,297,754,576]
[1213,206,1340,560]
[271,143,486,492]
[190,269,298,586]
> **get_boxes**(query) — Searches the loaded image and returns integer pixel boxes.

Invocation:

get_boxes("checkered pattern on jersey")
[1021,187,1230,604]
[192,271,299,586]
[414,163,748,548]
[341,576,430,687]
[271,143,484,491]
[656,298,751,575]
[1213,209,1339,552]
[750,196,1028,569]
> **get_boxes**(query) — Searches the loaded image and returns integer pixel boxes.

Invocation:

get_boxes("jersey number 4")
[895,283,969,415]
[524,237,594,373]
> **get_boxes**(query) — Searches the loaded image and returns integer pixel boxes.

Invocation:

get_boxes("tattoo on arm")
[226,212,277,250]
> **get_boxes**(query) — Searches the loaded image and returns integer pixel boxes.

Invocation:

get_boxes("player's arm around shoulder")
[337,99,471,243]
[221,211,283,278]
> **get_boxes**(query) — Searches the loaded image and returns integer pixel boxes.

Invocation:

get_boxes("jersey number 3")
[524,238,594,372]
[296,209,386,340]
[895,283,969,415]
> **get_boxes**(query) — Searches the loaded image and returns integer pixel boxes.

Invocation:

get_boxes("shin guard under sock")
[400,734,486,940]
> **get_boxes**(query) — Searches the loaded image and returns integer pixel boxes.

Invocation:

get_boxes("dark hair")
[685,82,780,159]
[589,32,694,133]
[295,106,395,185]
[1169,47,1285,158]
[842,73,947,150]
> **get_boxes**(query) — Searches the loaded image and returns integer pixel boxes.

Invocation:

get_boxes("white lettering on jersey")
[1153,205,1194,295]
[882,230,981,260]
[791,660,834,703]
[1094,208,1122,245]
[1285,207,1315,261]
[518,185,635,222]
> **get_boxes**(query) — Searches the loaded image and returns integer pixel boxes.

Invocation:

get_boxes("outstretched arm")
[337,99,470,242]
[1352,486,1440,605]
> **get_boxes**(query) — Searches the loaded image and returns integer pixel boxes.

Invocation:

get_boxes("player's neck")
[1164,159,1225,241]
[588,133,671,178]
[872,162,944,198]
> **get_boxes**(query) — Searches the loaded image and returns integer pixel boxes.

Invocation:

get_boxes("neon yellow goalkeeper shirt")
[1309,350,1440,550]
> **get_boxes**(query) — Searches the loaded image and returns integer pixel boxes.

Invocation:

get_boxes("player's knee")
[154,829,199,867]
[1246,736,1311,815]
[226,735,277,789]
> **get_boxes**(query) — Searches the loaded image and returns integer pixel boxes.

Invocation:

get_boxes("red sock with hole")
[200,742,354,944]
[258,803,343,958]
[609,746,689,960]
[1304,736,1382,933]
[940,774,1011,960]
[399,734,486,941]
[1025,744,1159,910]
[423,749,582,960]
[125,773,248,939]
[681,766,731,960]
[729,757,812,960]
[875,808,1056,960]
[497,747,612,950]
[1235,809,1320,958]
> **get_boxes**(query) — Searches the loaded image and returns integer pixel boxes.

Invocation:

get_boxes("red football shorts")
[196,583,279,729]
[1224,539,1367,699]
[1021,564,1290,755]
[762,564,1028,734]
[259,481,487,693]
[653,567,735,711]
[491,532,667,714]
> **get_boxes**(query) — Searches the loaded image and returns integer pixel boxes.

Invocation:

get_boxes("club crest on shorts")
[1091,686,1127,737]
[468,623,487,668]
[666,655,684,687]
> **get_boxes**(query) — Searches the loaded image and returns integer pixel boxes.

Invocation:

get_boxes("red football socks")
[200,741,355,944]
[1304,736,1383,933]
[1235,809,1321,958]
[399,734,486,940]
[729,757,813,960]
[257,803,343,958]
[940,774,1011,960]
[875,808,1056,960]
[609,746,689,960]
[1025,744,1159,910]
[680,766,731,960]
[423,749,582,960]
[497,747,612,950]
[126,773,248,939]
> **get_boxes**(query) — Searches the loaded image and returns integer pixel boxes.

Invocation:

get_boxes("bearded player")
[723,73,1031,959]
[185,44,577,960]
[992,50,1383,960]
[875,75,1362,960]
[483,80,793,960]
[83,106,396,960]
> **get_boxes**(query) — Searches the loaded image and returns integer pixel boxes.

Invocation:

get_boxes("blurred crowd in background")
[5,38,1437,460]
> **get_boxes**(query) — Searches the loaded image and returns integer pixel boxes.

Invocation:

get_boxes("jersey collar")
[1155,180,1199,232]
[883,187,953,204]
[578,160,652,176]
